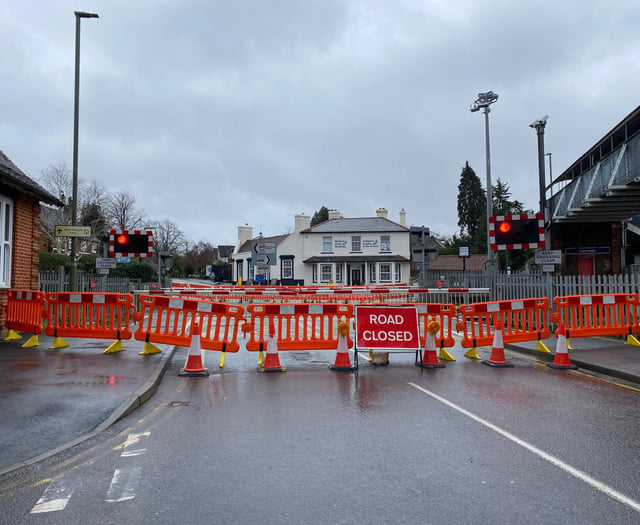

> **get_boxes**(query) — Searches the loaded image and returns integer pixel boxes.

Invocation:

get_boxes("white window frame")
[394,263,401,283]
[1,195,13,287]
[369,263,376,283]
[312,264,318,283]
[380,235,391,252]
[380,263,391,282]
[335,264,343,283]
[351,235,361,253]
[322,236,333,253]
[282,259,293,279]
[320,264,332,283]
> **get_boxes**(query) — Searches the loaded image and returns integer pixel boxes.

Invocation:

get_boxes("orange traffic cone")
[259,319,286,373]
[417,320,446,369]
[482,319,514,368]
[330,320,355,371]
[179,322,209,376]
[547,322,577,370]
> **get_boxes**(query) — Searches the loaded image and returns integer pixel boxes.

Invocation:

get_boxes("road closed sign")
[355,305,420,350]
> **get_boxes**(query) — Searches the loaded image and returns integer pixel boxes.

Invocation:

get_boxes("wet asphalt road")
[2,343,640,524]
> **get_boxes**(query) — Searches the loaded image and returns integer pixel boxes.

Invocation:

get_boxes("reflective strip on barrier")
[552,293,640,338]
[245,303,354,351]
[134,294,244,351]
[44,292,135,340]
[3,290,46,334]
[457,297,551,348]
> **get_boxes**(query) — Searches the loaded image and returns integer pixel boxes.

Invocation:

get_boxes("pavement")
[1,328,640,477]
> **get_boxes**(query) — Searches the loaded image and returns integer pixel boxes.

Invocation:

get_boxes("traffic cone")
[259,319,286,373]
[482,319,514,368]
[547,322,577,370]
[330,320,355,371]
[179,322,209,377]
[417,320,445,369]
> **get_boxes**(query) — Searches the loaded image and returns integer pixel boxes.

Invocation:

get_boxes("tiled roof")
[428,254,489,271]
[304,217,408,233]
[237,234,289,254]
[0,150,63,206]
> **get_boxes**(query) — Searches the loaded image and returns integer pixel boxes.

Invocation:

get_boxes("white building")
[232,208,411,286]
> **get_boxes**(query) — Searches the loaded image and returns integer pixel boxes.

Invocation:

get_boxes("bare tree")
[106,190,146,231]
[148,219,186,253]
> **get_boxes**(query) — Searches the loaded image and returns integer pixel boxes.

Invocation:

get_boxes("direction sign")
[55,225,92,237]
[355,305,420,350]
[251,240,276,266]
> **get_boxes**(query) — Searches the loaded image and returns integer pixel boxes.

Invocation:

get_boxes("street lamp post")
[530,116,549,249]
[470,91,499,272]
[69,11,99,292]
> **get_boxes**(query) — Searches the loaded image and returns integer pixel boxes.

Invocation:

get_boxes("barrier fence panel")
[457,297,552,350]
[2,290,46,336]
[133,294,244,352]
[44,292,135,340]
[552,293,640,339]
[244,303,354,352]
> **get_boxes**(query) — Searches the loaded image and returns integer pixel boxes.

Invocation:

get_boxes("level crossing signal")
[109,230,154,257]
[489,213,544,251]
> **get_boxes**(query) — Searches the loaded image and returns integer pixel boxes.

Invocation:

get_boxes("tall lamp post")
[530,116,549,249]
[470,91,499,272]
[69,11,99,292]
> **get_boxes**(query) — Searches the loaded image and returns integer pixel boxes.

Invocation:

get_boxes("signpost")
[251,241,277,266]
[55,225,91,237]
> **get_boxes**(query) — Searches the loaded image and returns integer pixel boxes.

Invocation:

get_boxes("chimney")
[328,209,342,220]
[234,224,253,254]
[376,208,388,219]
[399,208,406,226]
[294,213,311,232]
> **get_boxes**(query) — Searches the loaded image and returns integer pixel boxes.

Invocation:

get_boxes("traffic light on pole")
[489,213,544,251]
[109,230,154,257]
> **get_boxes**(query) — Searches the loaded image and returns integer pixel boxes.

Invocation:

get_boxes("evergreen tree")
[311,206,329,226]
[457,162,486,252]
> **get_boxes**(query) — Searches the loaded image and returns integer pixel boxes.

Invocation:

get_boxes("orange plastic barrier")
[44,292,136,351]
[551,293,640,344]
[457,297,552,354]
[2,290,46,337]
[133,294,244,354]
[244,303,354,352]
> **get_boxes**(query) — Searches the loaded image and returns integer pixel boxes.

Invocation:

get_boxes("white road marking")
[120,431,150,457]
[30,477,74,513]
[105,467,142,503]
[408,382,640,514]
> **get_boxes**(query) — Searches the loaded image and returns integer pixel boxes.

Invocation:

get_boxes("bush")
[39,252,69,272]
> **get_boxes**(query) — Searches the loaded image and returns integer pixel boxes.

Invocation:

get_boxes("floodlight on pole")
[69,11,99,292]
[470,91,499,272]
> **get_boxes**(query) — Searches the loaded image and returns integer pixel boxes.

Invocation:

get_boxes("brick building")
[0,151,63,335]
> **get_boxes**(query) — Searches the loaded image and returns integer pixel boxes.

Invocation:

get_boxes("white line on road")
[408,382,640,514]
[105,467,142,503]
[30,477,74,513]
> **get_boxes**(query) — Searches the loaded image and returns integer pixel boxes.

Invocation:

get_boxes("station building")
[232,208,412,286]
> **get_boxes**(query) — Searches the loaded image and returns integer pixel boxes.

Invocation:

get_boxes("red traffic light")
[109,230,154,257]
[116,234,129,245]
[497,222,511,234]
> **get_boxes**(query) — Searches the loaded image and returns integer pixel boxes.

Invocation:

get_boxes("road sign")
[535,250,562,265]
[355,305,420,350]
[252,240,276,266]
[55,225,92,237]
[96,257,117,269]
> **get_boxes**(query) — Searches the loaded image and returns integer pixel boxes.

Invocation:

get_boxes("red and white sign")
[355,306,420,350]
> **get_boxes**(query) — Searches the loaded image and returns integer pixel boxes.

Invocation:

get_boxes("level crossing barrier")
[1,290,47,347]
[44,292,136,352]
[456,297,552,358]
[133,294,244,365]
[243,303,354,366]
[551,293,640,346]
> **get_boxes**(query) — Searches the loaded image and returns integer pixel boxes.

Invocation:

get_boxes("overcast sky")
[2,1,639,245]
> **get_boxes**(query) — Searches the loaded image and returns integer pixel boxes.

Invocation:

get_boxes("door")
[578,257,594,276]
[351,269,361,286]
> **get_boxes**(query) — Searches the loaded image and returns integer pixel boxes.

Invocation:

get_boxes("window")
[369,263,376,283]
[282,259,293,279]
[0,196,12,287]
[351,235,361,252]
[322,236,332,253]
[381,235,390,252]
[321,264,332,282]
[236,260,243,280]
[249,261,254,280]
[380,263,391,282]
[335,264,343,283]
[394,263,401,283]
[312,264,318,283]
